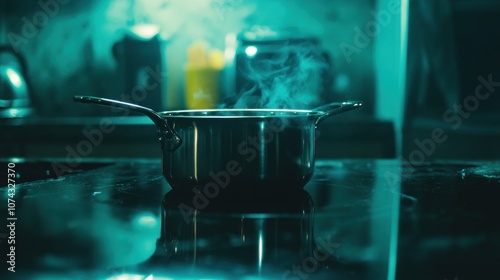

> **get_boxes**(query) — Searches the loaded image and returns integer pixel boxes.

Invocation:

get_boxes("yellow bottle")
[185,41,224,109]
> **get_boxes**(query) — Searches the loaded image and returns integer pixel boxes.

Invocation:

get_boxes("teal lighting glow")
[6,68,22,88]
[394,0,410,157]
[258,230,264,272]
[388,2,409,279]
[9,157,23,163]
[130,24,160,39]
[137,215,157,227]
[107,274,152,280]
[107,273,228,280]
[245,46,258,57]
[8,109,19,117]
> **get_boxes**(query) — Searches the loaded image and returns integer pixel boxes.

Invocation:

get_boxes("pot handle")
[73,96,182,151]
[313,101,362,125]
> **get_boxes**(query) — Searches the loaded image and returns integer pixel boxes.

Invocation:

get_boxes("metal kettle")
[0,45,33,118]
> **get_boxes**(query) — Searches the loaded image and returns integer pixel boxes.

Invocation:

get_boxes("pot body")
[160,115,318,191]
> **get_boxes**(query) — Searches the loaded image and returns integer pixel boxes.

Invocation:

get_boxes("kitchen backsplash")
[2,0,375,116]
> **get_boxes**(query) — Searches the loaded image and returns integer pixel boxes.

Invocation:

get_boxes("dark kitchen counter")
[1,159,499,279]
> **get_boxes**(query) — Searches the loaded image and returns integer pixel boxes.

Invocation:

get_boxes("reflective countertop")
[1,159,499,279]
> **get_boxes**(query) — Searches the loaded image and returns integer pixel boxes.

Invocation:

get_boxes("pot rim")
[159,108,324,118]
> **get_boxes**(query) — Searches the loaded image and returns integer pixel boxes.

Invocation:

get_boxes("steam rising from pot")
[226,41,330,110]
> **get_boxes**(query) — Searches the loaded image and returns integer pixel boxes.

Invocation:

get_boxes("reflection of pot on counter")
[155,189,315,273]
[184,41,224,109]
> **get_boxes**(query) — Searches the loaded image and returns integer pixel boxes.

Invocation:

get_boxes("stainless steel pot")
[74,96,362,192]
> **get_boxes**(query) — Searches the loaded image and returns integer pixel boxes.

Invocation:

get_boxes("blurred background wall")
[1,0,378,116]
